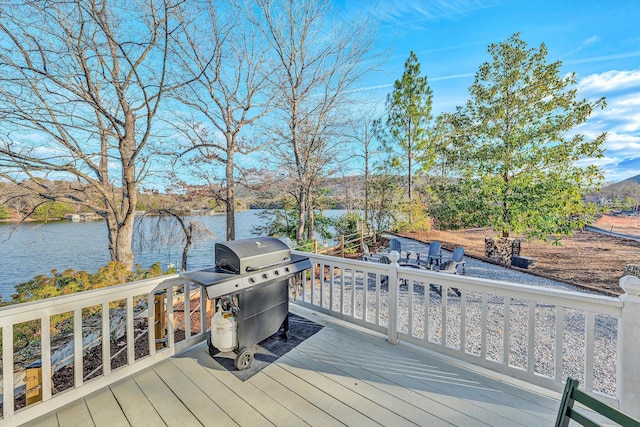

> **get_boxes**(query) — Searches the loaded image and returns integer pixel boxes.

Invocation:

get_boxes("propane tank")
[211,299,237,352]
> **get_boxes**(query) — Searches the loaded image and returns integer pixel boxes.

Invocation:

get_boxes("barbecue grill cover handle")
[245,257,290,272]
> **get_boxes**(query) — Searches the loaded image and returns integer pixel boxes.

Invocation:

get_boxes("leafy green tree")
[368,163,404,232]
[334,212,363,236]
[380,51,434,201]
[32,201,73,221]
[446,33,606,239]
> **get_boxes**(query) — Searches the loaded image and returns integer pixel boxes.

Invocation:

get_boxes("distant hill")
[620,174,640,185]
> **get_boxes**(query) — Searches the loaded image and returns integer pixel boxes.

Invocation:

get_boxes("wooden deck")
[23,307,564,427]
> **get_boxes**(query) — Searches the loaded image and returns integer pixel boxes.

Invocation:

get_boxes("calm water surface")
[0,210,346,300]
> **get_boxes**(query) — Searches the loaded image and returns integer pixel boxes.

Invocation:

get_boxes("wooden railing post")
[387,250,400,344]
[313,240,318,253]
[617,275,640,418]
[340,235,345,258]
[25,360,42,405]
[154,291,166,350]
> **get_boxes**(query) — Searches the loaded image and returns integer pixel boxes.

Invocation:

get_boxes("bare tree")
[347,113,381,225]
[168,1,272,241]
[134,209,215,272]
[252,0,379,243]
[0,0,184,269]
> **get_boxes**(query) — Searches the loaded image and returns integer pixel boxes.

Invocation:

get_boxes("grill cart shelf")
[182,237,311,370]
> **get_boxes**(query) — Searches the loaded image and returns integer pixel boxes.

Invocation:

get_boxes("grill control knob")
[248,277,256,284]
[274,270,280,276]
[262,273,269,279]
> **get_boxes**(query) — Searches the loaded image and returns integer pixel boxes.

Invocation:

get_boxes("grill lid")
[215,237,291,274]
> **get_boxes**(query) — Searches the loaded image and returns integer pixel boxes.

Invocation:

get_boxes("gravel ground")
[306,235,618,396]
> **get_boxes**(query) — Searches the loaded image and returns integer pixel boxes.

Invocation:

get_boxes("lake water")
[0,209,347,300]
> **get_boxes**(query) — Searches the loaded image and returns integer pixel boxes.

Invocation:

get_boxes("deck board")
[109,377,166,427]
[84,387,130,427]
[132,367,202,426]
[314,323,557,426]
[21,308,564,427]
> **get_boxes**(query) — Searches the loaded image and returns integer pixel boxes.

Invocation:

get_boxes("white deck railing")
[0,273,207,427]
[293,250,640,418]
[1,250,639,425]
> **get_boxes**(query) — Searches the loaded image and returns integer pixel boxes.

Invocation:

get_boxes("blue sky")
[340,0,640,183]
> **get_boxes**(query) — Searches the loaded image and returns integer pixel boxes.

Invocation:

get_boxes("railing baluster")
[460,289,466,351]
[363,269,369,323]
[200,287,207,337]
[41,315,52,401]
[585,311,595,392]
[184,285,191,339]
[442,286,448,347]
[527,301,536,374]
[74,308,83,387]
[555,306,564,381]
[310,263,315,305]
[103,302,113,372]
[340,266,345,315]
[351,269,356,317]
[424,283,430,342]
[330,264,336,312]
[375,273,380,326]
[167,289,175,349]
[408,278,413,337]
[481,293,488,359]
[127,296,134,365]
[504,298,511,365]
[3,324,14,417]
[320,263,325,308]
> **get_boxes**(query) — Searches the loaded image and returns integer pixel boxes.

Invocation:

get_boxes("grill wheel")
[234,347,254,370]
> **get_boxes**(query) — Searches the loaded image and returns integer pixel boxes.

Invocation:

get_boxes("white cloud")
[578,69,640,93]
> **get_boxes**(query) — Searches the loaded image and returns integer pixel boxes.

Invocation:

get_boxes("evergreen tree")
[381,51,434,201]
[446,33,606,239]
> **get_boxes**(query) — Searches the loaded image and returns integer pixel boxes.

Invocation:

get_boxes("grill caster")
[234,347,254,370]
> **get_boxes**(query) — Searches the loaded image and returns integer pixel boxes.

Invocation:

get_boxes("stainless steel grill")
[181,237,310,370]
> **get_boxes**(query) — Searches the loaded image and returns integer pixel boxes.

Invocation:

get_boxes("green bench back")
[555,377,640,427]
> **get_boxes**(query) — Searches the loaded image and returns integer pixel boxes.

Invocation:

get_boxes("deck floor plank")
[131,367,203,426]
[152,359,237,427]
[54,398,93,427]
[283,341,454,426]
[84,387,130,427]
[249,370,344,427]
[277,352,426,427]
[311,324,558,426]
[22,412,59,427]
[176,345,305,426]
[18,309,565,427]
[261,362,382,426]
[301,328,488,426]
[343,323,561,421]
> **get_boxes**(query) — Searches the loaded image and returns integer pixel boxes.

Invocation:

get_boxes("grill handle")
[245,257,291,272]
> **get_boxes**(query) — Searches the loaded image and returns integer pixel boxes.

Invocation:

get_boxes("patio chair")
[362,243,376,262]
[418,241,442,270]
[389,237,417,263]
[438,247,466,275]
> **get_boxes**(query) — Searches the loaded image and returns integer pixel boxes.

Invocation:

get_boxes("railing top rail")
[298,250,623,316]
[0,274,188,325]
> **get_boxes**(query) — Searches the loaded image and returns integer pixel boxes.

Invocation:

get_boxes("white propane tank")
[211,301,237,352]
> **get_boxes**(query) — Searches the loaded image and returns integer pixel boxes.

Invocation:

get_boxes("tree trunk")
[226,157,235,241]
[307,199,315,241]
[296,188,306,242]
[182,223,193,272]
